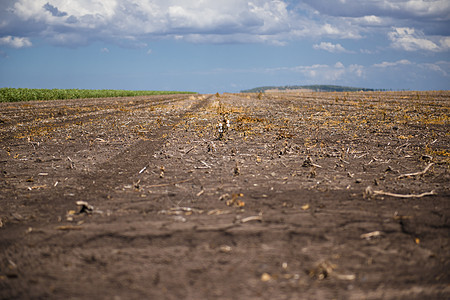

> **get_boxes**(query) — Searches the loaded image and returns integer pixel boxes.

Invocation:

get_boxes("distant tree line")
[241,85,383,93]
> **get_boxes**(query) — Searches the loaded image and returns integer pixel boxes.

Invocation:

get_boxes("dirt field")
[0,91,449,299]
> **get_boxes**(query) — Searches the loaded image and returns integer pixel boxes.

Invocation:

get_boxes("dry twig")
[139,165,148,174]
[397,163,433,179]
[240,214,263,223]
[147,178,192,188]
[360,231,382,240]
[365,186,436,198]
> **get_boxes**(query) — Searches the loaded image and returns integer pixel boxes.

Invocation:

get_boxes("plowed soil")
[1,91,449,299]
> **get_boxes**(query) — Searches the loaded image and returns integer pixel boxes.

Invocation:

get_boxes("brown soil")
[1,91,449,299]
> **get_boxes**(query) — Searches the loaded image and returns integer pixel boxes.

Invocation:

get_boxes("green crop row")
[0,88,196,102]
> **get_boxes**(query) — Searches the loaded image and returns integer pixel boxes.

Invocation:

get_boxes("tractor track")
[0,94,196,138]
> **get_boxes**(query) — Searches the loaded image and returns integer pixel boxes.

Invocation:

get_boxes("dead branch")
[240,214,263,223]
[195,160,211,169]
[207,209,232,215]
[200,160,211,168]
[397,163,433,179]
[184,147,195,154]
[365,186,436,198]
[139,165,148,174]
[360,231,382,240]
[147,178,192,188]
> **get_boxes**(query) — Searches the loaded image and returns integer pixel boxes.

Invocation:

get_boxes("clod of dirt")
[308,261,336,280]
[234,163,240,176]
[159,166,165,178]
[76,201,94,214]
[302,156,313,167]
[261,273,271,282]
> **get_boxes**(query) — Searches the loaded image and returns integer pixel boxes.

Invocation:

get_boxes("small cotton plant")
[218,121,224,140]
[217,117,231,140]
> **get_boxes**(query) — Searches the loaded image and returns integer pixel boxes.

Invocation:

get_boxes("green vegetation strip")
[0,88,196,102]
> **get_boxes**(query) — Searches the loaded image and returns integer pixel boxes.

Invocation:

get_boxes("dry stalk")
[147,178,192,188]
[139,165,148,174]
[365,186,436,198]
[184,147,195,154]
[397,163,433,179]
[360,231,382,240]
[240,214,263,223]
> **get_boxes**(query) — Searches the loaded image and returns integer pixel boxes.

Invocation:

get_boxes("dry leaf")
[226,193,245,207]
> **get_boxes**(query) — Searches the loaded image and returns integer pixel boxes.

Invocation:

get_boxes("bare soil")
[0,91,449,299]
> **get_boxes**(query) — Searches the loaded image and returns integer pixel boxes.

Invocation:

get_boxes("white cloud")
[388,27,449,51]
[348,64,364,77]
[358,15,382,25]
[2,0,371,47]
[366,59,450,89]
[268,61,365,82]
[302,0,450,44]
[290,20,362,40]
[303,0,450,20]
[7,0,297,46]
[373,59,412,68]
[0,0,447,52]
[372,59,449,77]
[319,23,361,39]
[100,47,109,53]
[0,35,32,48]
[313,42,352,53]
[439,37,450,49]
[360,48,378,54]
[420,62,448,76]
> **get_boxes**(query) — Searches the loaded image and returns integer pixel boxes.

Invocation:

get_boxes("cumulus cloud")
[4,0,298,46]
[373,59,412,68]
[303,0,450,20]
[0,35,32,48]
[297,62,364,82]
[267,61,365,82]
[372,59,448,76]
[303,0,450,39]
[0,0,448,52]
[388,27,450,51]
[313,42,352,53]
[0,0,376,48]
[367,59,449,89]
[420,62,448,76]
[357,15,383,25]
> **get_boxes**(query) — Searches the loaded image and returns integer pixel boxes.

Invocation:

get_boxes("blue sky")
[0,0,449,93]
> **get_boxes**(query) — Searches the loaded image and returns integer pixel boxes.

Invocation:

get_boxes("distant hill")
[241,85,376,93]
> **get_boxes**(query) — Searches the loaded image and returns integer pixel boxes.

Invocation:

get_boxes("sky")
[0,0,449,93]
